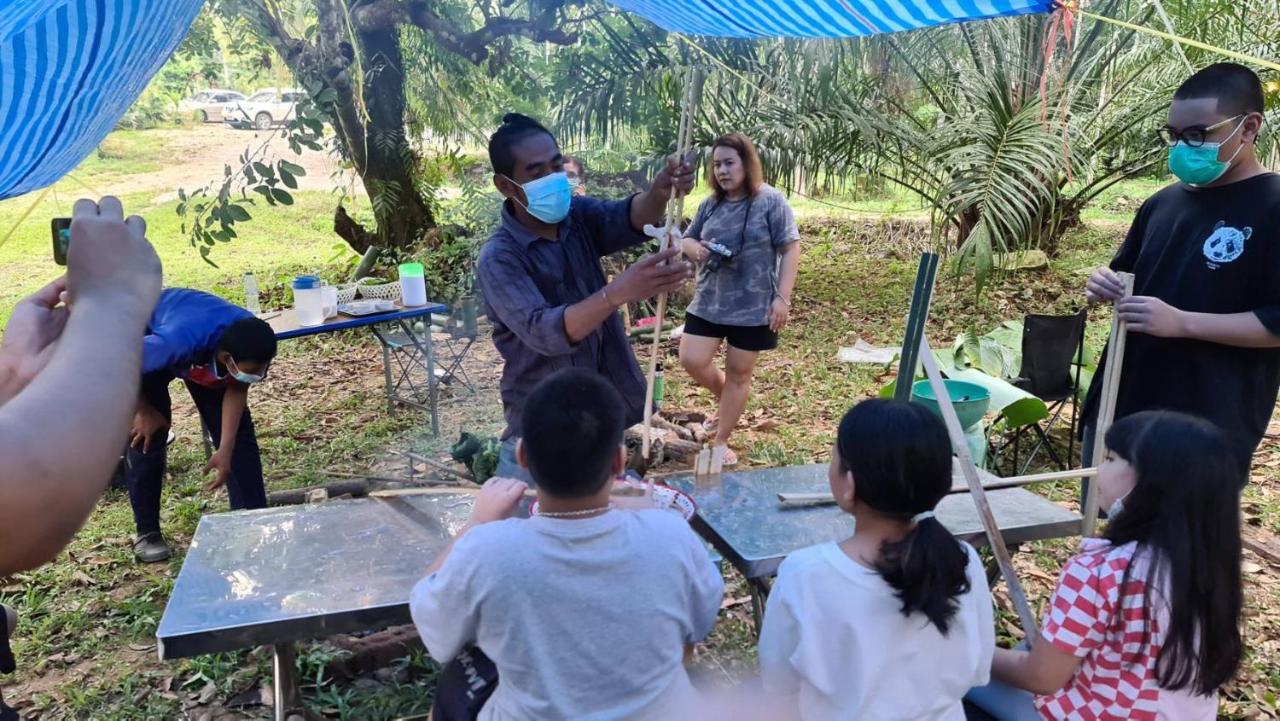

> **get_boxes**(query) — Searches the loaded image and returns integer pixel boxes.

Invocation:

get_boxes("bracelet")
[775,294,791,308]
[602,287,617,308]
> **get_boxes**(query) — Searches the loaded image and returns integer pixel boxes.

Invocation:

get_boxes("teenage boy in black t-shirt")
[1081,63,1280,474]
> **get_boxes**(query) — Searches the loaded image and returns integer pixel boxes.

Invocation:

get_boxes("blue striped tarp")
[0,0,205,200]
[607,0,1055,38]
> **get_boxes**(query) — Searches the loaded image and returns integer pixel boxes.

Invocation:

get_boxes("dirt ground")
[115,123,358,201]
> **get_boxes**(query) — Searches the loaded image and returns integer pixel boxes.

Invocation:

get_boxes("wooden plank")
[1083,272,1135,536]
[921,337,1039,636]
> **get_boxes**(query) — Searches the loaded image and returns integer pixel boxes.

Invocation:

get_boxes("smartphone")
[51,217,71,265]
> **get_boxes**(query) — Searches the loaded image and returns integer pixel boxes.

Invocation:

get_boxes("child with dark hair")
[410,368,723,721]
[1082,62,1280,474]
[125,288,277,562]
[970,411,1244,720]
[758,399,994,720]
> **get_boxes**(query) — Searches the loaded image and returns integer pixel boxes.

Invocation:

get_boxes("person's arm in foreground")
[0,197,162,575]
[991,643,1083,696]
[203,383,248,490]
[422,477,527,577]
[1087,267,1280,348]
[410,477,526,661]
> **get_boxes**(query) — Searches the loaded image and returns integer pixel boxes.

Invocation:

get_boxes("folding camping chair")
[432,295,479,394]
[989,309,1088,475]
[377,296,478,411]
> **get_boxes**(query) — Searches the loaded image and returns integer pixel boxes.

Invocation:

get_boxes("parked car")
[179,89,246,122]
[223,88,305,130]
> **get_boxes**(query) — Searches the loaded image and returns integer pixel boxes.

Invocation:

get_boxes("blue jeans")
[495,437,534,486]
[125,372,266,535]
[965,679,1041,721]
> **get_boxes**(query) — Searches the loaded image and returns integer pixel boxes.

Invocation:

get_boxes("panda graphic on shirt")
[1202,221,1251,269]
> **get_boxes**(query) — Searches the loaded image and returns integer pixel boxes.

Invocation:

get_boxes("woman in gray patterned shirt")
[678,133,801,466]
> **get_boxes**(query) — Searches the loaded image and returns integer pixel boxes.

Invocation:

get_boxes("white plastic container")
[321,285,338,319]
[399,263,428,307]
[243,272,261,315]
[293,275,325,327]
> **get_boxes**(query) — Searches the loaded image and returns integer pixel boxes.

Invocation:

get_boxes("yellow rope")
[1072,7,1280,73]
[0,186,52,250]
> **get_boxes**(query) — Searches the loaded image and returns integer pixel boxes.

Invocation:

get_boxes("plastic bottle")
[653,362,666,409]
[243,272,261,315]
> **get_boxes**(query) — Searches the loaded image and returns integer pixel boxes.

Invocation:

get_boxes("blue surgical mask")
[508,171,572,224]
[1107,488,1132,519]
[226,357,266,385]
[1168,116,1248,187]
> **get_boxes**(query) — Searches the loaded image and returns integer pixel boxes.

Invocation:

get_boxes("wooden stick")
[1083,272,1135,536]
[921,336,1039,637]
[778,467,1100,506]
[643,68,704,460]
[371,487,539,500]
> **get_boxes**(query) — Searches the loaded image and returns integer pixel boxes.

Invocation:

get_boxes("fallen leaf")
[71,570,96,586]
[1243,561,1264,574]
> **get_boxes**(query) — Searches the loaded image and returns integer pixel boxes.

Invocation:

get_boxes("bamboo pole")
[1083,272,1135,536]
[921,337,1039,636]
[643,68,705,460]
[777,467,1100,506]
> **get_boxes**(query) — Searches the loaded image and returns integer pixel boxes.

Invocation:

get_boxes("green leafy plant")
[176,85,328,265]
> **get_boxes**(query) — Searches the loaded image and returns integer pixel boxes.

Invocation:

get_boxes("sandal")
[716,446,738,468]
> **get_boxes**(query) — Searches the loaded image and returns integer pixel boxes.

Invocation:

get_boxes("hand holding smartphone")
[51,217,71,265]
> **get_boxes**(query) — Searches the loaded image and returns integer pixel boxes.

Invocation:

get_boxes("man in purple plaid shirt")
[478,114,695,482]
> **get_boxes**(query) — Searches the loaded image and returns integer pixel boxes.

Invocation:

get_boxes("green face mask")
[1167,116,1247,187]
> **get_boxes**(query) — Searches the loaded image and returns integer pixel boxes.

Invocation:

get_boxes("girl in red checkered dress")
[967,411,1244,720]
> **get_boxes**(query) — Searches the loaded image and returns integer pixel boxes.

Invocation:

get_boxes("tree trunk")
[304,0,438,255]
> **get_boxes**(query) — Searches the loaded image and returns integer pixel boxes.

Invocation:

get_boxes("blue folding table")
[268,304,448,435]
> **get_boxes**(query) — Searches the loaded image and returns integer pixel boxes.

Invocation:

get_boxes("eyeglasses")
[1156,114,1244,148]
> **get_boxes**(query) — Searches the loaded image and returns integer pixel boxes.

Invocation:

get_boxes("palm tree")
[554,2,1203,289]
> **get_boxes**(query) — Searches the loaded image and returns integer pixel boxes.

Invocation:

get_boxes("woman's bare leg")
[679,334,725,399]
[715,346,761,450]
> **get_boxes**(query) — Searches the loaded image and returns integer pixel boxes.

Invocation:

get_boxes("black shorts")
[684,312,778,352]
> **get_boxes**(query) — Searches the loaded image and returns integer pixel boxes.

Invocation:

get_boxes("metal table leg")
[748,580,768,634]
[396,319,439,437]
[273,642,300,721]
[380,332,395,416]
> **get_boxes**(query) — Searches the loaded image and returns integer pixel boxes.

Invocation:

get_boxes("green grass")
[0,188,356,328]
[2,127,1277,719]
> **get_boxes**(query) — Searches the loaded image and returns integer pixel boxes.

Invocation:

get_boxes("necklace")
[538,503,614,519]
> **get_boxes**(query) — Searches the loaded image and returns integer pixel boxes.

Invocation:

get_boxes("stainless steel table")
[156,492,722,719]
[156,493,474,720]
[666,464,1082,628]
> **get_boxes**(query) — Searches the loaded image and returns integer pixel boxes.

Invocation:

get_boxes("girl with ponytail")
[757,399,995,721]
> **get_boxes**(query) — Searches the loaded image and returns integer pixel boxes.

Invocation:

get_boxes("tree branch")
[353,0,577,63]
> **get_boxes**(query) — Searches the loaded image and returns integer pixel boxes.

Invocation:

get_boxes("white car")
[179,89,246,122]
[223,88,305,130]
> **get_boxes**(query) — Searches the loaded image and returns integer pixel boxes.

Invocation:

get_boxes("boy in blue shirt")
[126,288,277,562]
